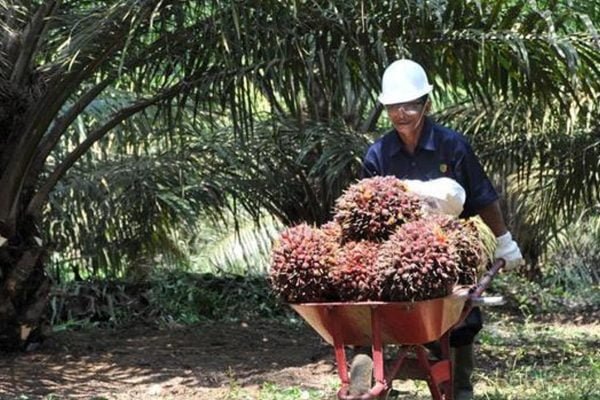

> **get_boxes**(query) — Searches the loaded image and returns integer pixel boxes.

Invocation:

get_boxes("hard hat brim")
[378,84,433,105]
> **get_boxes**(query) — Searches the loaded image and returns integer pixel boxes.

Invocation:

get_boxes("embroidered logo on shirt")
[440,163,448,174]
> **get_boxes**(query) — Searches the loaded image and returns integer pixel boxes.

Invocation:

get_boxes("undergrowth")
[488,272,599,318]
[48,269,291,330]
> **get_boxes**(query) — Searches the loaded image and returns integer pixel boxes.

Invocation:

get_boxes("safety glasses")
[385,101,426,116]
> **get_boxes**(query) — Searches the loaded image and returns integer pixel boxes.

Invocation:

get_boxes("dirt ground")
[0,319,337,400]
[0,313,598,400]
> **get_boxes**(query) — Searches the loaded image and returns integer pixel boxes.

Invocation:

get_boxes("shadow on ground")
[0,319,336,399]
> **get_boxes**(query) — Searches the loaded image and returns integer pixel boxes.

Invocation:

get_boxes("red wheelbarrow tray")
[288,259,505,400]
[290,288,469,346]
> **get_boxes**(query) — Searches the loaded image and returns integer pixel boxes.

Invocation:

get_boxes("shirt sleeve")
[361,146,382,178]
[456,141,499,216]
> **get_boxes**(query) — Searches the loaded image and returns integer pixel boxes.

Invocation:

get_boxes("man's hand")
[494,231,525,270]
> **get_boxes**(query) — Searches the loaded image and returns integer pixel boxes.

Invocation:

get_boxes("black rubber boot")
[452,344,474,400]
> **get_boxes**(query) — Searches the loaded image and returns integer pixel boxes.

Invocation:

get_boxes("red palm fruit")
[330,240,380,301]
[427,214,490,285]
[375,217,460,301]
[320,220,343,244]
[269,223,338,302]
[333,176,423,243]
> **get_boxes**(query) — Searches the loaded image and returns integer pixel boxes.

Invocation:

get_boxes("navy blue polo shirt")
[362,117,498,217]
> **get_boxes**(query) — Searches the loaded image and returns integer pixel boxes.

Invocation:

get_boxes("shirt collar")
[387,117,436,157]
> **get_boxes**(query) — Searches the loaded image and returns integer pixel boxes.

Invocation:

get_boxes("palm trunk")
[0,76,51,351]
[0,236,50,351]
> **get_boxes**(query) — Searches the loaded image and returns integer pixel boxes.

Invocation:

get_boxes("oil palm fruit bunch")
[430,214,496,284]
[333,176,423,242]
[376,217,460,301]
[320,220,343,244]
[269,223,338,302]
[330,240,380,301]
[459,216,496,276]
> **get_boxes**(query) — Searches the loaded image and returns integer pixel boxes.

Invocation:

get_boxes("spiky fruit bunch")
[330,241,380,301]
[269,223,338,302]
[333,176,423,242]
[428,214,494,284]
[376,218,460,301]
[320,221,343,244]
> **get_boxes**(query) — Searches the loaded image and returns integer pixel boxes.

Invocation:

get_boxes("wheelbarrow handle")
[469,258,505,299]
[452,258,506,327]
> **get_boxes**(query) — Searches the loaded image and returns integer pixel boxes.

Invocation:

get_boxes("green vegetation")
[222,382,334,400]
[48,270,288,330]
[545,209,600,290]
[476,317,599,400]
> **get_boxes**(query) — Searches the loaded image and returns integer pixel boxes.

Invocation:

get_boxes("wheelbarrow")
[290,259,505,400]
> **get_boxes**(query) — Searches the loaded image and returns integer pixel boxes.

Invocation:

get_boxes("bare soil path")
[0,319,336,399]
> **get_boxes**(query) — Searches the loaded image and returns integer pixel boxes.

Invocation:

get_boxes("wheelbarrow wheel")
[349,353,373,396]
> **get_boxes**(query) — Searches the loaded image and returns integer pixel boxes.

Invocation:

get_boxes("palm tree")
[0,0,247,350]
[1,0,598,350]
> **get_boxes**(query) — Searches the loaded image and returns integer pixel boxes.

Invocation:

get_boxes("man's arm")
[475,200,507,237]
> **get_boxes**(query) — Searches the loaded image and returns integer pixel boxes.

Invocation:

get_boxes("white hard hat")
[378,59,433,105]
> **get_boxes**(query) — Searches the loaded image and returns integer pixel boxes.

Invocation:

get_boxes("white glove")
[494,231,525,270]
[403,177,466,217]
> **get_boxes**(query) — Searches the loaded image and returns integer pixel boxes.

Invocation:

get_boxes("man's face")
[385,100,427,128]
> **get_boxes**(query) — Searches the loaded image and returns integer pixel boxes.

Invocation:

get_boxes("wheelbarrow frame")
[290,259,505,400]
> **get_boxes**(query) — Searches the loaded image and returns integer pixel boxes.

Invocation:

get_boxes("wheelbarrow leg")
[407,332,453,400]
[327,307,351,396]
[439,333,453,400]
[362,307,389,399]
[371,307,386,388]
[415,346,445,400]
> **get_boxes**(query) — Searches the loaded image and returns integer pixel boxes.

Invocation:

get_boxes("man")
[357,59,524,400]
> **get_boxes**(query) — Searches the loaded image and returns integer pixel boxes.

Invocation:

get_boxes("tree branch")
[26,18,215,184]
[10,0,60,86]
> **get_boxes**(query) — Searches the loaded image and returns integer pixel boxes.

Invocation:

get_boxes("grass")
[475,313,600,400]
[221,382,334,400]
